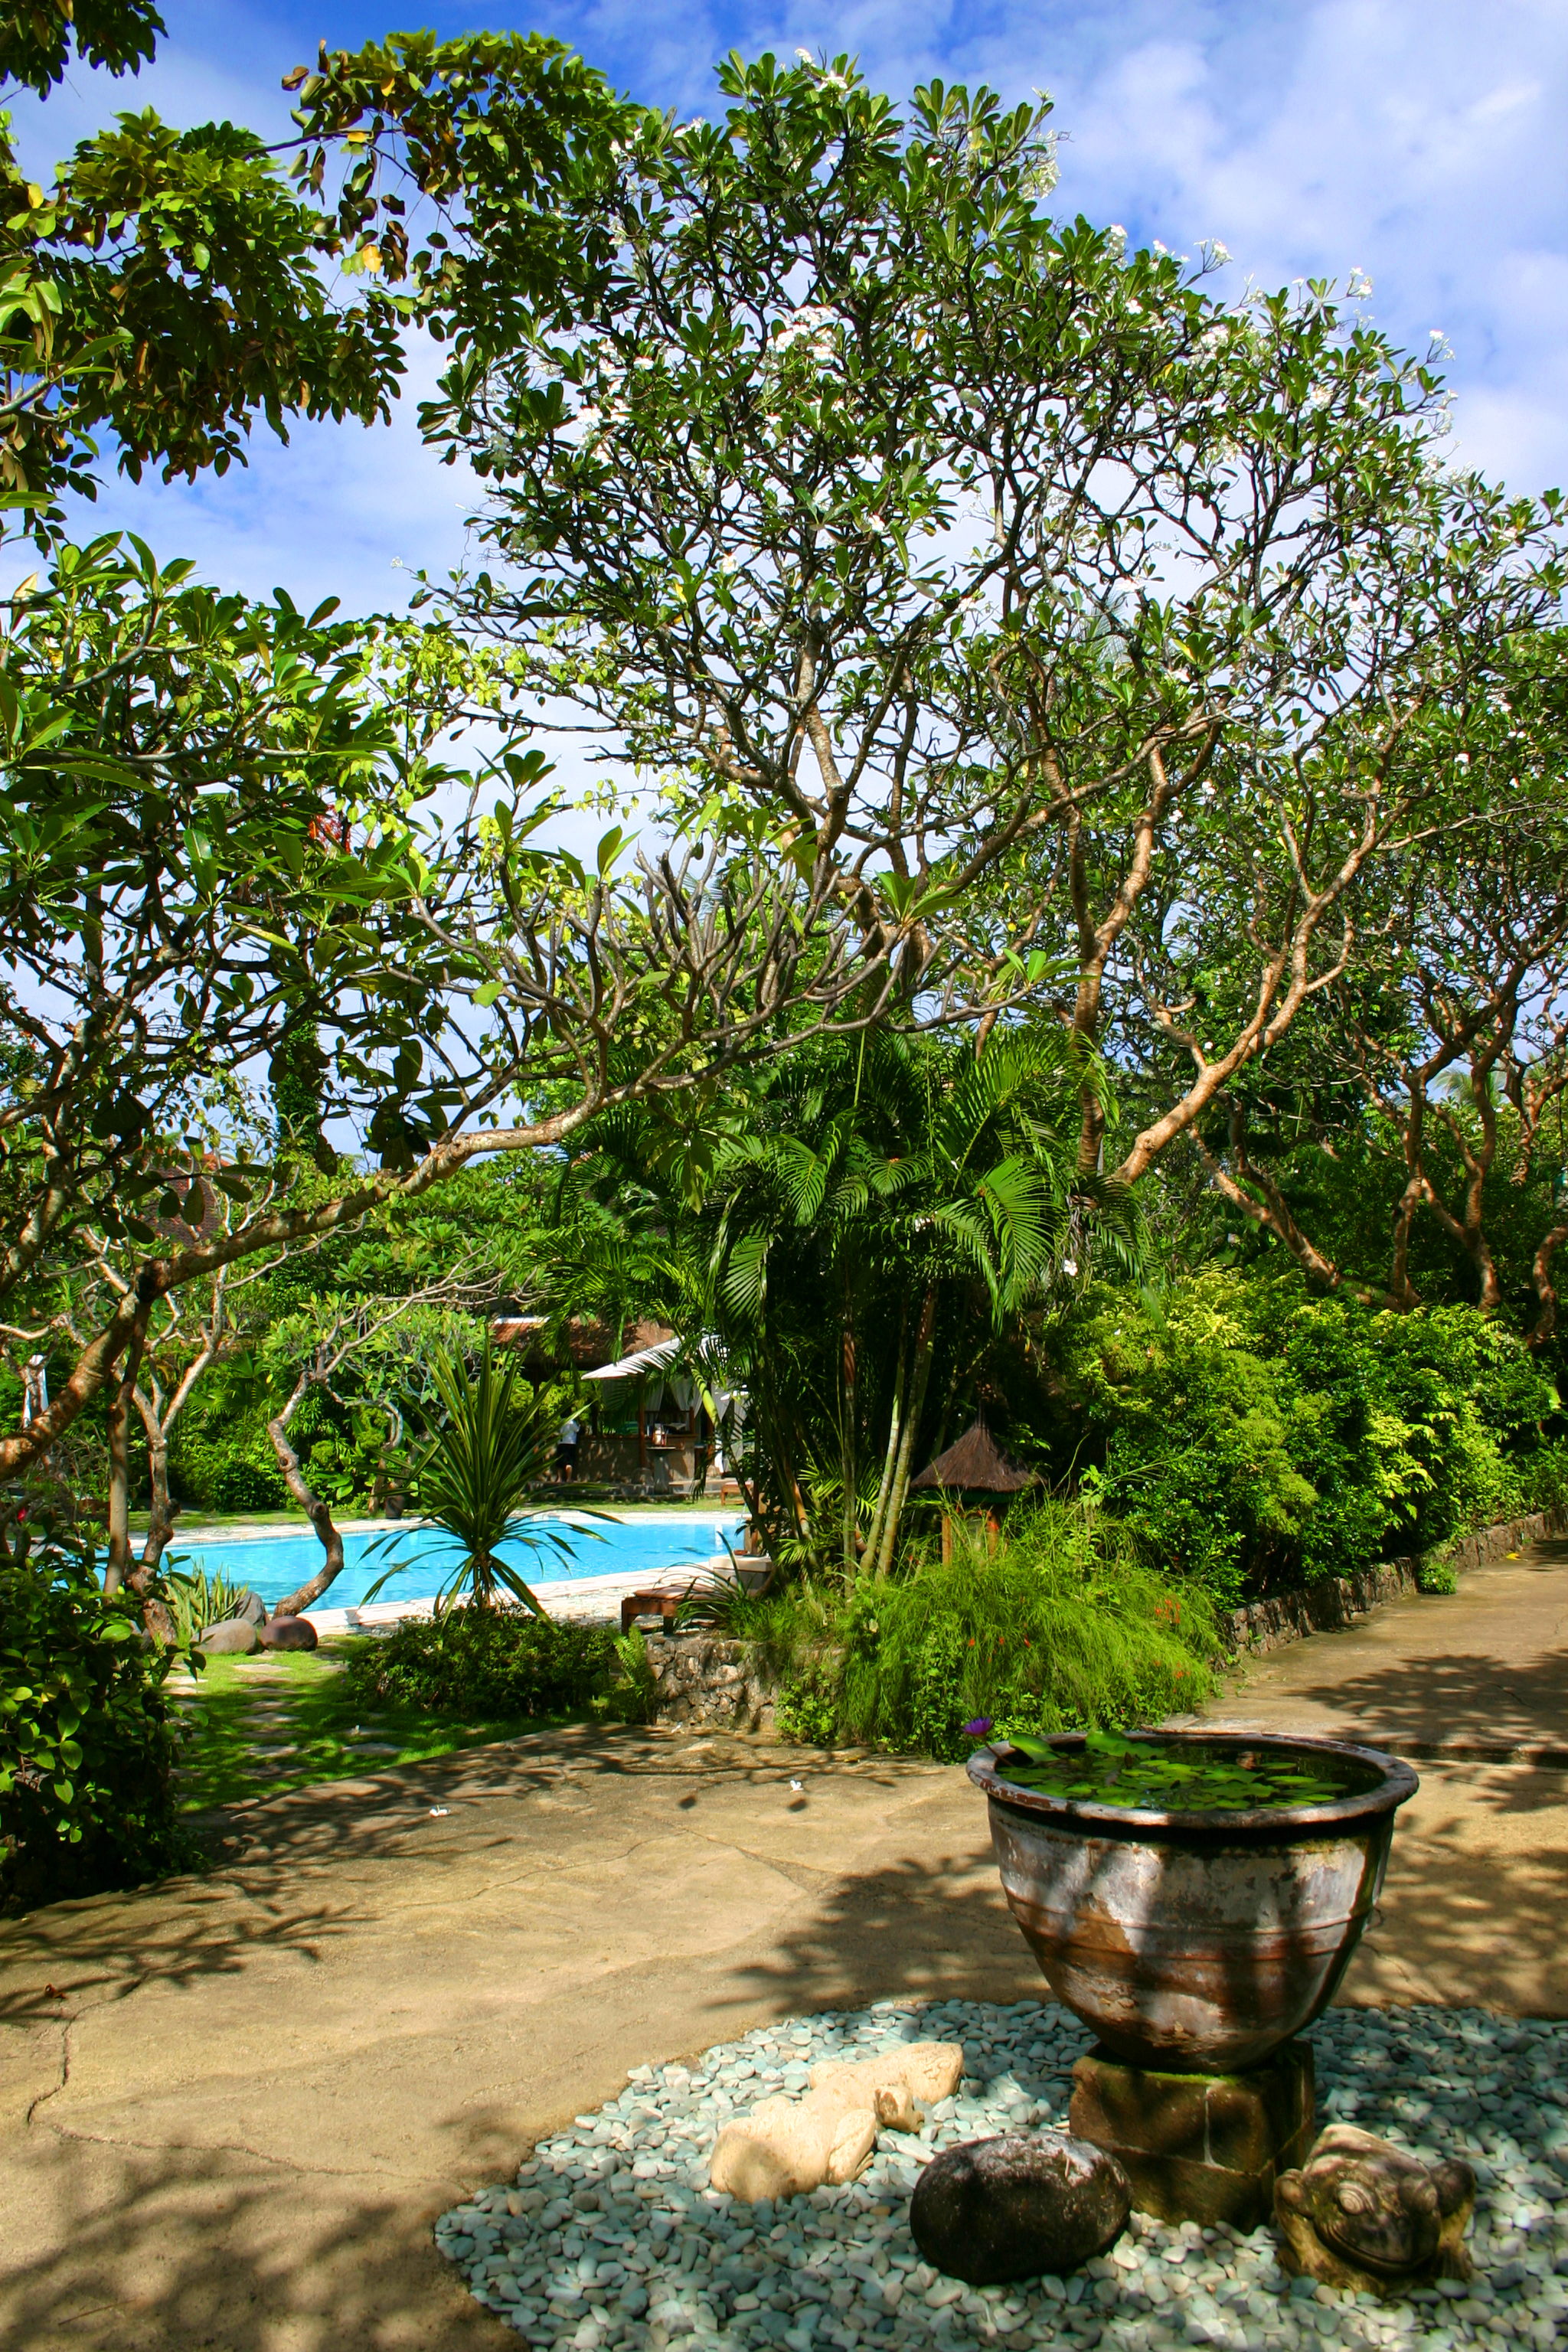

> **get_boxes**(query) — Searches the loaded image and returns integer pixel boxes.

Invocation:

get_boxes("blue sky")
[9,0,1567,616]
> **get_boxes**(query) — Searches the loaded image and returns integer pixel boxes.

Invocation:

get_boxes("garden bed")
[439,1998,1568,2352]
[1226,1511,1563,1657]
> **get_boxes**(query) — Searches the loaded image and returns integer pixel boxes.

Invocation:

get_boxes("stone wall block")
[1226,1507,1563,1656]
[642,1632,778,1732]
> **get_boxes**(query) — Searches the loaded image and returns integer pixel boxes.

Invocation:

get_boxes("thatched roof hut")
[910,1419,1036,1495]
[911,1420,1035,1561]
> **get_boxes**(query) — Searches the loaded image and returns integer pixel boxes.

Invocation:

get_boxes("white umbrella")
[580,1335,684,1383]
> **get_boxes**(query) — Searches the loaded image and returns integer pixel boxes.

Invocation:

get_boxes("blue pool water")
[169,1514,744,1612]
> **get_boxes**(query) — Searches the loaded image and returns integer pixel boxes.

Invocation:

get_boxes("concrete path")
[1186,1533,1568,2023]
[0,1730,1037,2352]
[2,1540,1566,2351]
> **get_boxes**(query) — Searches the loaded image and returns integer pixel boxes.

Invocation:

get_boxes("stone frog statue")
[1276,2125,1475,2298]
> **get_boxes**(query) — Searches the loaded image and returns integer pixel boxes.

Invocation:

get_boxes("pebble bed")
[435,1999,1568,2352]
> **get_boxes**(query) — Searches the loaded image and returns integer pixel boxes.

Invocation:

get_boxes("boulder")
[710,2040,965,2202]
[711,2096,878,2201]
[910,2131,1130,2285]
[198,1617,260,1655]
[257,1614,318,1652]
[232,1587,268,1626]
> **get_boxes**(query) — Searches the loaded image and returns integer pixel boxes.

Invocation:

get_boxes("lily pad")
[991,1730,1357,1812]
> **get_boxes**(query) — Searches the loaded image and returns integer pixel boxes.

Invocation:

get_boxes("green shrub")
[775,1669,838,1746]
[163,1563,248,1643]
[1,1524,197,1913]
[1047,1272,1563,1603]
[341,1606,617,1720]
[1416,1557,1460,1596]
[610,1628,658,1723]
[758,1502,1220,1762]
[207,1456,288,1513]
[1519,1441,1568,1521]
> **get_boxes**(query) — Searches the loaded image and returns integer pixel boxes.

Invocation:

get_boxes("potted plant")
[968,1729,1418,2073]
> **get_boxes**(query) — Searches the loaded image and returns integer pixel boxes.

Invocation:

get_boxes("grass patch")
[171,1644,561,1812]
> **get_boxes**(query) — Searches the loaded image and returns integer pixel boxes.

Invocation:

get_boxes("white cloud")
[953,0,1568,492]
[10,0,1566,611]
[67,329,482,616]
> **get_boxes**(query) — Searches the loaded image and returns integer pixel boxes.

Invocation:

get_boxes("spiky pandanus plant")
[364,1341,580,1615]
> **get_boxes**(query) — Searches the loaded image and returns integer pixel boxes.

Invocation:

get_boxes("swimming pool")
[169,1514,745,1612]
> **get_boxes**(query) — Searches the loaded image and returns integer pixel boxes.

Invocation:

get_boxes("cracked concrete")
[0,1726,1032,2352]
[5,1543,1568,2349]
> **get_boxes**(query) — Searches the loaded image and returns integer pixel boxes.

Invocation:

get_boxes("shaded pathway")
[0,1728,1035,2352]
[1185,1536,1568,2018]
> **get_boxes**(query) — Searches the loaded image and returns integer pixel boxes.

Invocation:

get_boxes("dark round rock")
[910,2130,1130,2285]
[257,1614,318,1651]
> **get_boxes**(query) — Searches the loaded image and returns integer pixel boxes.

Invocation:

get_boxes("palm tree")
[547,1026,1135,1577]
[713,1027,1129,1573]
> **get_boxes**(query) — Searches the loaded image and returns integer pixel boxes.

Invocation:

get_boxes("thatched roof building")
[910,1419,1036,1494]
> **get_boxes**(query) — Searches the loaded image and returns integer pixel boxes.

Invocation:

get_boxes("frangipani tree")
[5,31,1040,1509]
[9,30,1566,1517]
[416,51,1561,1194]
[1174,634,1568,1328]
[0,537,933,1494]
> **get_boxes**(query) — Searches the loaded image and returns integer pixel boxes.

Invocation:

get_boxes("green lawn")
[169,1644,558,1812]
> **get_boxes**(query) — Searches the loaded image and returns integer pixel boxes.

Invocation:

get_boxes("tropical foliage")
[341,1608,618,1720]
[0,28,932,1510]
[4,12,1568,1904]
[362,1342,581,1615]
[0,1504,193,1911]
[162,1563,248,1645]
[1039,1274,1566,1606]
[759,1502,1221,1759]
[444,49,1562,1213]
[548,1027,1132,1573]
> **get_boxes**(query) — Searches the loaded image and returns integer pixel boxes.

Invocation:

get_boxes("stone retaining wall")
[641,1631,776,1732]
[1223,1508,1561,1655]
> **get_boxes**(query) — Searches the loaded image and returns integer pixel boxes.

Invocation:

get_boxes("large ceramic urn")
[969,1731,1418,2074]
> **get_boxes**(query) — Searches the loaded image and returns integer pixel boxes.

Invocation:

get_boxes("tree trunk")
[861,1303,910,1576]
[1200,1105,1349,1292]
[103,1374,132,1597]
[102,1328,145,1595]
[136,1411,178,1575]
[839,1278,859,1576]
[1530,1222,1568,1350]
[872,1288,936,1578]
[267,1383,346,1616]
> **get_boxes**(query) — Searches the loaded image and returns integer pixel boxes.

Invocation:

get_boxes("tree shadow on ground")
[0,2133,510,2352]
[0,1873,357,2027]
[0,1727,649,2024]
[723,1842,1047,2020]
[1249,1642,1568,1813]
[1343,1783,1568,2014]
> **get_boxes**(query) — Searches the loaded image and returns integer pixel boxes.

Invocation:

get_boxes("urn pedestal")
[968,1732,1418,2230]
[1069,2040,1315,2230]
